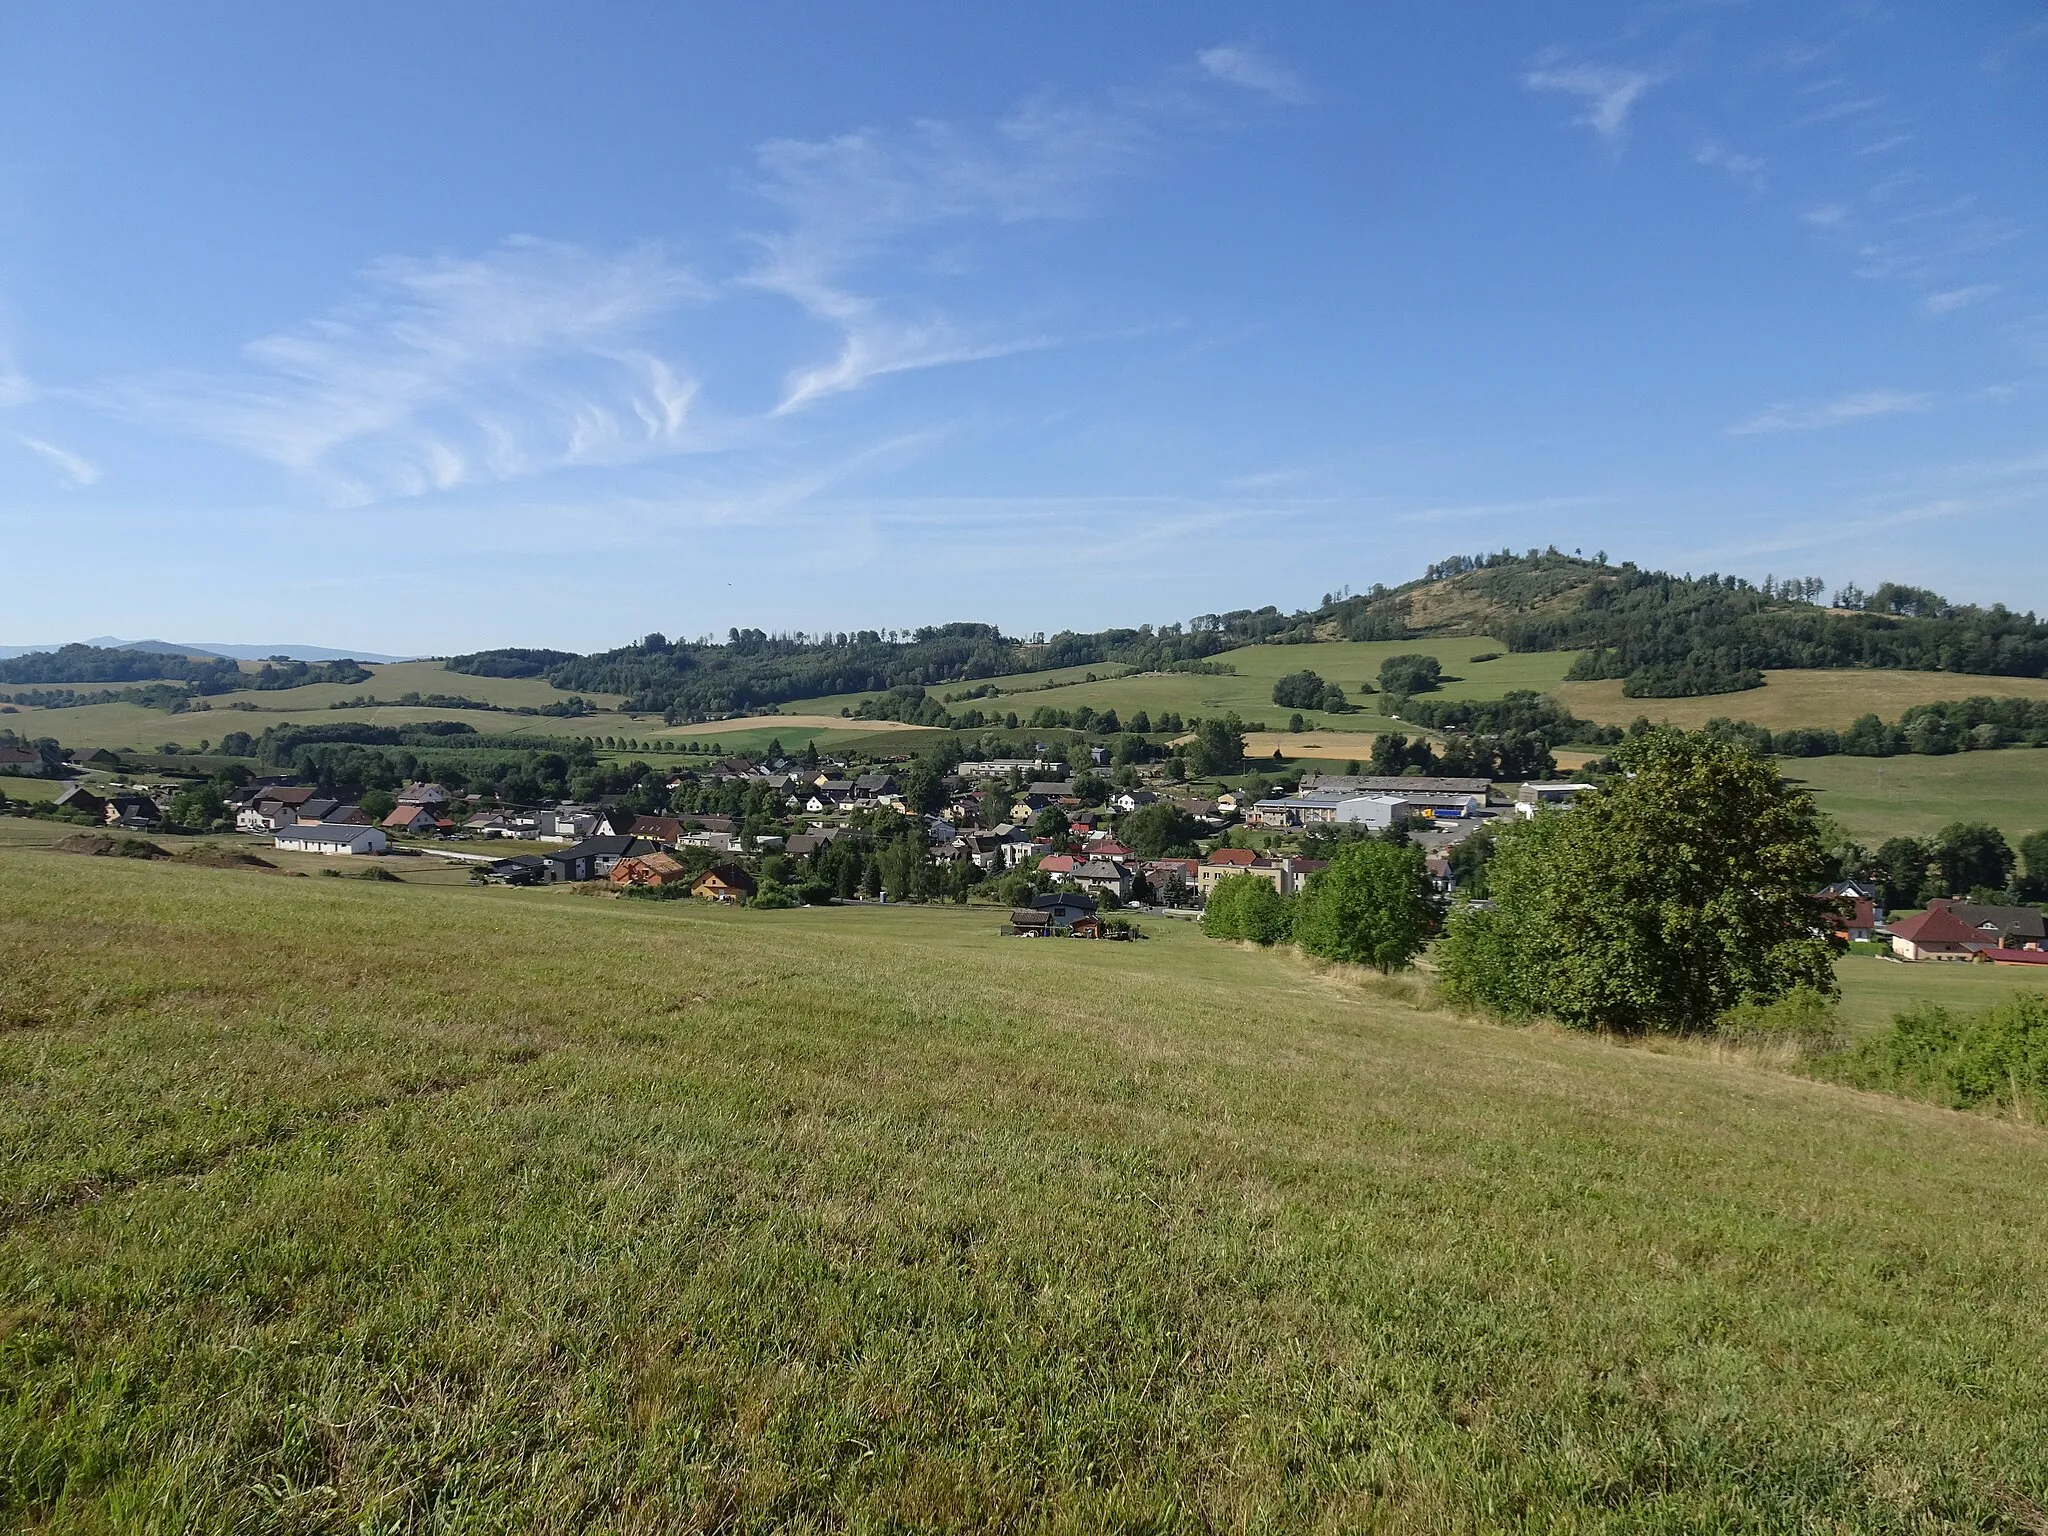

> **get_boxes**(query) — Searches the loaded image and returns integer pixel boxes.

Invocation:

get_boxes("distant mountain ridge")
[0,637,413,663]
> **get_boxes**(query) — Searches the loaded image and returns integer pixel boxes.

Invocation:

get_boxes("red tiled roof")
[1206,847,1259,866]
[1038,854,1078,874]
[1888,907,1981,947]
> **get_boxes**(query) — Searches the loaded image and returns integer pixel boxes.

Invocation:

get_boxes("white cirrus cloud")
[1525,62,1660,144]
[1196,44,1310,104]
[1923,284,2000,316]
[746,99,1156,414]
[18,434,101,487]
[108,237,710,503]
[1729,388,1934,435]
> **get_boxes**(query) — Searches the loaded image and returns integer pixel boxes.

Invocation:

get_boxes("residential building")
[1887,906,1982,962]
[103,792,163,828]
[382,804,440,835]
[1070,859,1133,902]
[609,852,688,888]
[54,784,106,819]
[543,835,660,884]
[396,783,451,806]
[1927,898,2047,949]
[273,823,388,856]
[692,864,758,902]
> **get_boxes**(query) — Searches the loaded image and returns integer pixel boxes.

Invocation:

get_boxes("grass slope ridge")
[5,850,2047,1529]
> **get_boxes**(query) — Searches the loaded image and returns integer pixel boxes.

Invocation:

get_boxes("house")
[396,783,450,806]
[102,792,162,828]
[53,784,106,819]
[273,823,388,856]
[1011,890,1097,930]
[1009,794,1053,822]
[1111,789,1157,813]
[600,813,682,846]
[0,744,44,772]
[1886,906,1983,962]
[1197,847,1303,899]
[543,835,660,884]
[785,828,843,858]
[324,804,375,826]
[1070,859,1133,903]
[1515,783,1596,819]
[677,829,740,853]
[382,804,440,835]
[1037,853,1080,877]
[1829,897,1880,944]
[692,863,757,902]
[1424,853,1454,894]
[461,810,515,838]
[1927,898,2047,950]
[609,851,689,888]
[294,799,342,825]
[237,784,317,832]
[485,853,548,885]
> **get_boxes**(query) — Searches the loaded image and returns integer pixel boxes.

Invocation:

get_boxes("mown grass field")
[787,639,1579,735]
[1556,668,2048,733]
[5,848,2048,1529]
[1833,952,2048,1037]
[1779,748,2048,847]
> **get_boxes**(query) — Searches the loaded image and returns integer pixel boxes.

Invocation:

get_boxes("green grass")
[786,638,1579,734]
[6,850,2048,1528]
[1833,951,2048,1036]
[0,775,64,802]
[1778,748,2048,846]
[1556,668,2048,733]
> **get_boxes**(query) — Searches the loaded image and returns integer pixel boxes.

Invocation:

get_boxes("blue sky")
[1,3,2043,654]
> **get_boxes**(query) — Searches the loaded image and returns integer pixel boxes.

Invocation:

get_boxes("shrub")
[1715,985,1844,1059]
[1834,994,2048,1114]
[1201,873,1293,945]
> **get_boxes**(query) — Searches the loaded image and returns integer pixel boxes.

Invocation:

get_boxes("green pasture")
[1557,667,2048,733]
[1833,951,2048,1037]
[786,638,1578,733]
[0,775,64,802]
[5,848,2048,1527]
[1779,747,2048,846]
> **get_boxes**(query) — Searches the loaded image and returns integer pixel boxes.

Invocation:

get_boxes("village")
[27,746,2048,965]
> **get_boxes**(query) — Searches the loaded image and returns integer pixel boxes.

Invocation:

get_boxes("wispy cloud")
[1924,284,1999,316]
[1729,388,1934,435]
[746,99,1157,413]
[110,238,710,502]
[1524,61,1660,145]
[1196,44,1310,104]
[1695,141,1766,191]
[18,434,101,487]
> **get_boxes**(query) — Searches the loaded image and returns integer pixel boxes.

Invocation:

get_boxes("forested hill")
[437,550,2048,719]
[1326,551,2048,698]
[447,610,1315,720]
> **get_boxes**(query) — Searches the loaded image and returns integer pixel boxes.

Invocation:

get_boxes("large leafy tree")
[1928,821,2014,898]
[1117,802,1199,857]
[1438,728,1838,1033]
[1186,715,1247,778]
[1292,839,1433,972]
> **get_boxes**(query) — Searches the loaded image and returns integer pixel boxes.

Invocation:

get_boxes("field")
[1778,748,2048,846]
[0,657,937,760]
[786,638,1580,734]
[1555,668,2048,733]
[1834,951,2048,1036]
[6,849,2048,1528]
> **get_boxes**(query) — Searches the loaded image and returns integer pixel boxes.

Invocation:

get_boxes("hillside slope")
[5,851,2046,1529]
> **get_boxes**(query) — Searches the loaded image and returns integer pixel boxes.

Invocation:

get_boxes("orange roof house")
[691,863,758,903]
[609,852,688,887]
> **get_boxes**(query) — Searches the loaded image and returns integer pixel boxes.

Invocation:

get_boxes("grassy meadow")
[1779,748,2048,847]
[1555,668,2048,733]
[6,846,2048,1529]
[1833,951,2048,1036]
[786,638,1579,734]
